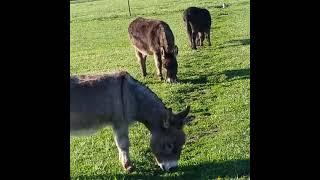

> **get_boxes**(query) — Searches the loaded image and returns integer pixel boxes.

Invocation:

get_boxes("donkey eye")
[163,143,174,153]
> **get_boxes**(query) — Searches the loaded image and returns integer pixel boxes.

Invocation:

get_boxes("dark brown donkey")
[128,17,179,83]
[70,71,194,172]
[183,7,212,49]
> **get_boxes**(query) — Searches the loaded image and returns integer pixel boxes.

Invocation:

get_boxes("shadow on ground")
[227,39,250,45]
[180,68,249,85]
[217,38,250,49]
[179,76,208,85]
[73,159,249,179]
[223,68,250,81]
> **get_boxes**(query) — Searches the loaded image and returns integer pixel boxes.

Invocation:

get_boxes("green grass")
[70,0,250,179]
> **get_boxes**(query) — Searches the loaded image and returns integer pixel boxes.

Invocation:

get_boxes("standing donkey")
[183,7,212,49]
[128,17,179,83]
[70,71,194,172]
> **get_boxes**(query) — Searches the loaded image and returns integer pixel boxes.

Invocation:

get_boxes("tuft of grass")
[71,0,250,179]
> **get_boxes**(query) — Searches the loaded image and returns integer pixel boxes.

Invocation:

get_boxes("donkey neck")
[132,84,167,131]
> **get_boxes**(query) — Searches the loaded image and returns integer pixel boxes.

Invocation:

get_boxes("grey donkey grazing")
[70,71,195,172]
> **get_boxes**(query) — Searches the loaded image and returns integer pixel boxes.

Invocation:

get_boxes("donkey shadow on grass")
[227,39,250,45]
[217,38,250,49]
[223,68,250,81]
[180,68,250,85]
[73,159,249,180]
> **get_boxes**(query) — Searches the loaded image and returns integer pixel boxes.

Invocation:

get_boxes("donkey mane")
[124,74,167,110]
[159,22,175,53]
[70,71,167,110]
[70,71,128,88]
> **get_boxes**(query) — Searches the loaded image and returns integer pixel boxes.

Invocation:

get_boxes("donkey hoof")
[124,162,135,173]
[125,165,135,173]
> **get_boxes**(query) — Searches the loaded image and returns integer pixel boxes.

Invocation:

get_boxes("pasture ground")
[70,0,250,179]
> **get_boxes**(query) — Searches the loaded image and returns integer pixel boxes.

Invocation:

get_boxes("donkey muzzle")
[158,160,178,171]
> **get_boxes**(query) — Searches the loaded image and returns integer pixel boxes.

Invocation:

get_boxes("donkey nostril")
[168,166,178,172]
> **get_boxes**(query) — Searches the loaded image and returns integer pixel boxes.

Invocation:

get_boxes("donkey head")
[161,45,179,83]
[150,106,195,171]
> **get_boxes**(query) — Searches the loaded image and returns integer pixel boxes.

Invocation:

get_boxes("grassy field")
[70,0,250,179]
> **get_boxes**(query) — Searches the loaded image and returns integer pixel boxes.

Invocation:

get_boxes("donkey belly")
[134,44,154,56]
[70,112,111,136]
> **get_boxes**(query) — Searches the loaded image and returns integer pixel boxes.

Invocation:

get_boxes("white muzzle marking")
[158,160,178,171]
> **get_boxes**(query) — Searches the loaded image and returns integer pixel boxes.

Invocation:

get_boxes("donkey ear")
[174,45,179,56]
[183,115,195,125]
[176,106,190,121]
[170,106,191,128]
[163,109,171,129]
[163,117,170,128]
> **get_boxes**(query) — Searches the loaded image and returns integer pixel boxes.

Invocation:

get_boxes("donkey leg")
[196,32,204,47]
[205,30,211,46]
[191,31,198,49]
[199,32,205,46]
[135,50,147,77]
[153,52,163,81]
[112,125,134,172]
[186,22,194,49]
[196,33,200,46]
